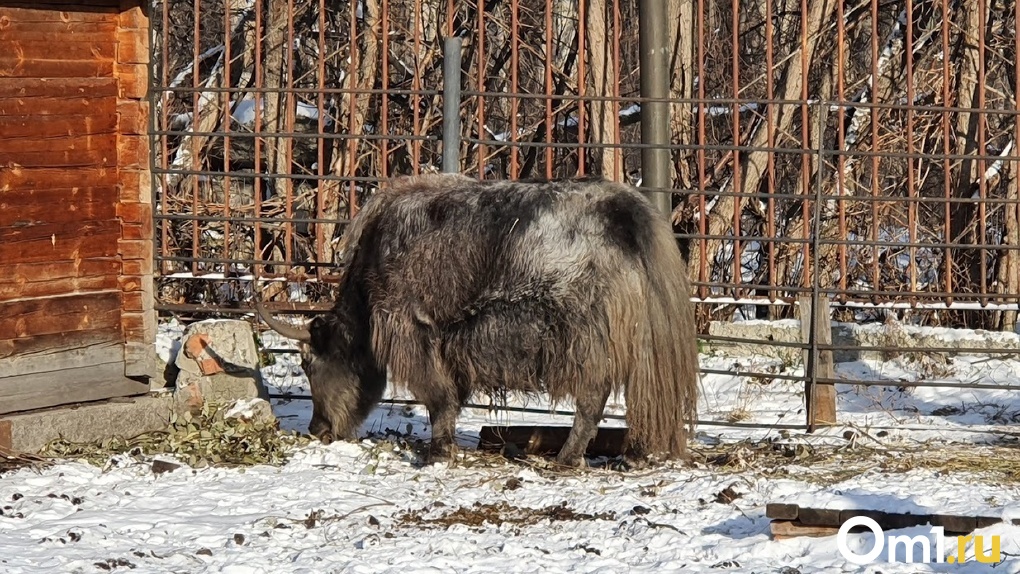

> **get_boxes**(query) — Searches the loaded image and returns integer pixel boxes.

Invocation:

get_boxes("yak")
[258,173,700,467]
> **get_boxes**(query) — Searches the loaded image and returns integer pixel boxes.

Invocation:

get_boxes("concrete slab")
[0,393,175,454]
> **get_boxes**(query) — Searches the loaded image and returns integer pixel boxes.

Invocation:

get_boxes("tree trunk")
[264,0,290,184]
[947,0,988,296]
[585,0,621,181]
[320,0,381,265]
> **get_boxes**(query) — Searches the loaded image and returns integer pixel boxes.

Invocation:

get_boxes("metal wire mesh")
[152,0,1020,434]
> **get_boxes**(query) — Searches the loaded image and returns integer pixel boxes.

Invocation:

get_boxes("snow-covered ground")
[2,318,1020,573]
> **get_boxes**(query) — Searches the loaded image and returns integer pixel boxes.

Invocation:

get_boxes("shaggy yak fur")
[258,174,700,467]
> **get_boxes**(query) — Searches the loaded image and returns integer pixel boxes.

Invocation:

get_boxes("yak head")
[255,303,385,444]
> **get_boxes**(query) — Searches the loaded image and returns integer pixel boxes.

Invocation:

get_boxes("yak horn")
[254,302,312,343]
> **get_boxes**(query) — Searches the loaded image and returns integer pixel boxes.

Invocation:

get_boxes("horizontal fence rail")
[152,0,1020,439]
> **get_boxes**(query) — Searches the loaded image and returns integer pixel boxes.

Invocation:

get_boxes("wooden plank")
[0,58,114,79]
[0,77,117,98]
[0,337,121,378]
[0,230,121,264]
[0,40,116,61]
[0,95,116,116]
[0,230,121,265]
[0,20,116,37]
[770,520,841,540]
[0,362,147,417]
[0,147,116,169]
[0,119,118,143]
[0,7,118,22]
[0,327,121,360]
[1,218,121,245]
[0,291,121,339]
[0,186,117,226]
[0,272,120,302]
[796,507,842,527]
[0,166,118,191]
[0,131,118,153]
[477,425,630,458]
[765,503,800,521]
[0,116,118,140]
[799,295,837,429]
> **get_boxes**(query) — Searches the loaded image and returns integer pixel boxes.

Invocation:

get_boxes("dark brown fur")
[267,174,700,466]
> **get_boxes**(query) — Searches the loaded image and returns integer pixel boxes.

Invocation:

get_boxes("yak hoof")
[317,431,335,446]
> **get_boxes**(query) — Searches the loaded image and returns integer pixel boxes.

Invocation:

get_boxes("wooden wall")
[0,0,155,415]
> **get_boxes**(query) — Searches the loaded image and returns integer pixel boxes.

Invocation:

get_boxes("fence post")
[442,36,463,174]
[800,294,837,430]
[637,0,672,217]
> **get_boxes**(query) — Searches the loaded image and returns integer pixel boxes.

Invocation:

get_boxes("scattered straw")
[38,402,311,468]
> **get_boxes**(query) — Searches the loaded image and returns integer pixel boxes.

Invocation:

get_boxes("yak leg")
[556,386,611,467]
[416,365,462,464]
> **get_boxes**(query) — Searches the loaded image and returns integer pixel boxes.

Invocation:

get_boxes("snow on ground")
[2,319,1020,573]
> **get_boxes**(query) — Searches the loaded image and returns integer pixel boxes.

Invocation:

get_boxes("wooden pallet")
[766,502,1015,540]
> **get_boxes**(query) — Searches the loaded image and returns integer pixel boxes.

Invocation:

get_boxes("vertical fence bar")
[381,0,390,180]
[835,0,847,303]
[637,0,672,217]
[253,0,263,279]
[905,0,916,297]
[411,0,423,174]
[315,0,326,269]
[977,0,988,301]
[765,0,776,306]
[509,0,519,178]
[159,0,170,275]
[222,0,233,275]
[730,0,742,294]
[576,0,586,177]
[941,0,952,307]
[869,0,881,301]
[696,0,707,299]
[442,36,463,174]
[798,0,811,291]
[543,1,553,178]
[475,1,486,178]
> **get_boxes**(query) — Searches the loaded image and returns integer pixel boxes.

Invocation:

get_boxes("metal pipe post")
[442,36,463,174]
[638,0,673,216]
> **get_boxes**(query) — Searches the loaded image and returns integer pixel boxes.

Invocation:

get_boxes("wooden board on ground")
[0,361,148,415]
[765,501,1017,539]
[477,425,629,458]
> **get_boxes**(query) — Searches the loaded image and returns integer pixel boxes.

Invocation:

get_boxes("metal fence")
[151,0,1020,435]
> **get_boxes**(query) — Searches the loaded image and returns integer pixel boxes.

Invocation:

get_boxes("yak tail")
[624,203,700,460]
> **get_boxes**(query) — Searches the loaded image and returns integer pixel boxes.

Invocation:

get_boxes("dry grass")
[688,439,1020,486]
